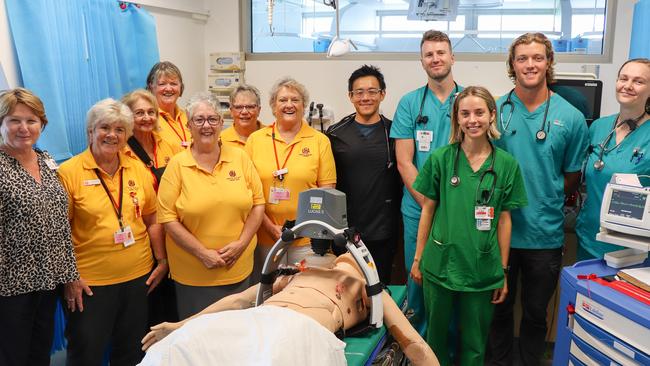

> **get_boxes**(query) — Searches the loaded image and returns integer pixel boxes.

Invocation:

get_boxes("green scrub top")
[390,85,462,219]
[413,143,527,292]
[494,92,588,249]
[576,114,650,258]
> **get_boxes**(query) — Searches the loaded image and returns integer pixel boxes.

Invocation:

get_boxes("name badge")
[475,206,494,220]
[269,187,290,204]
[416,130,433,152]
[114,226,136,247]
[476,219,491,231]
[45,158,59,170]
[83,179,101,186]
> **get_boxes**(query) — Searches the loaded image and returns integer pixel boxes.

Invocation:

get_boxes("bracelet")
[157,258,168,265]
[413,257,421,263]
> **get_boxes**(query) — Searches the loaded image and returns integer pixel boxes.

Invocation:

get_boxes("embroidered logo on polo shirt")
[165,157,170,164]
[127,179,138,192]
[227,170,241,181]
[300,147,312,157]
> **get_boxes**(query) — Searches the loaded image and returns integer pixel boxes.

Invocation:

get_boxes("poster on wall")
[0,61,8,91]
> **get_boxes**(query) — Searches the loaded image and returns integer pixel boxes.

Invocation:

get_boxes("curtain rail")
[124,0,210,20]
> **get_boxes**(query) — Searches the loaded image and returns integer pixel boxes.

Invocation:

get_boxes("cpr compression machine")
[255,188,384,329]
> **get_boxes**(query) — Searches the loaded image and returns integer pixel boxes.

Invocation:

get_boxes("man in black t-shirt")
[326,65,402,284]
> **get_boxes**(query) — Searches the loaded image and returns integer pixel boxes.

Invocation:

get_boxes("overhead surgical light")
[326,0,357,58]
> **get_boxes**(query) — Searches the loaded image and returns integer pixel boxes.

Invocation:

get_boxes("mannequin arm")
[382,291,439,366]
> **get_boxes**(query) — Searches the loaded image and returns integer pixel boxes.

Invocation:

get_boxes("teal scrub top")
[494,92,588,249]
[390,84,462,219]
[576,114,650,258]
[413,143,527,292]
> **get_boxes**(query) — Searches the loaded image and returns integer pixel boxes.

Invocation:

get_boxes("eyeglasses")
[191,116,222,126]
[350,88,383,98]
[133,110,157,119]
[231,104,258,112]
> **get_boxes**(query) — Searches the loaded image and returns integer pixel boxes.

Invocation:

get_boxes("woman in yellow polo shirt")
[221,84,264,149]
[245,77,336,281]
[122,89,183,326]
[146,61,190,149]
[58,99,168,365]
[158,93,265,319]
[122,89,182,191]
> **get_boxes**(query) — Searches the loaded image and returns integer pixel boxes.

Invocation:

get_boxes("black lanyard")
[94,168,124,230]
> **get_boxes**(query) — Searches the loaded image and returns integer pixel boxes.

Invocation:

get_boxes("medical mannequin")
[140,253,438,366]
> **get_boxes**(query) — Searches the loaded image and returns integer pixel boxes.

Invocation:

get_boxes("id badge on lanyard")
[475,205,494,231]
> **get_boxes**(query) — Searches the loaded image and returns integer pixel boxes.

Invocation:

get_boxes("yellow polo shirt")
[124,132,183,188]
[58,149,156,286]
[245,121,336,246]
[157,145,265,286]
[220,121,264,150]
[158,107,190,150]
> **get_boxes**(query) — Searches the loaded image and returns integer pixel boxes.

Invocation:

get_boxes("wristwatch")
[502,266,510,275]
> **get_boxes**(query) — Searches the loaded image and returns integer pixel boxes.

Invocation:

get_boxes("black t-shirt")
[326,115,402,241]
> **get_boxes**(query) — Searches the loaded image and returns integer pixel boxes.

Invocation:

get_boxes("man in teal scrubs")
[486,33,588,366]
[577,59,650,259]
[390,29,462,336]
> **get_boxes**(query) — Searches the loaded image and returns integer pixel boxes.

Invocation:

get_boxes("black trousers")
[65,274,148,366]
[486,247,563,366]
[147,276,178,326]
[0,289,58,366]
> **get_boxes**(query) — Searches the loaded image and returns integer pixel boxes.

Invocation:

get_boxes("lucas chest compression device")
[255,188,384,329]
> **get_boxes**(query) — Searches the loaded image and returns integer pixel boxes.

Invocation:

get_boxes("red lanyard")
[271,124,296,176]
[94,168,124,230]
[162,112,187,143]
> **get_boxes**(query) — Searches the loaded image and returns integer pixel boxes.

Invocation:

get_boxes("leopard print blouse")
[0,149,79,296]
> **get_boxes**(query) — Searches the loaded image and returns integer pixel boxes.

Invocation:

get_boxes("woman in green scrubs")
[576,58,650,260]
[411,86,527,366]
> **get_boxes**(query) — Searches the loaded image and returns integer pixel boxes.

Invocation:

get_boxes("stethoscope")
[591,112,646,171]
[328,113,394,169]
[450,142,498,205]
[499,88,551,141]
[415,82,460,125]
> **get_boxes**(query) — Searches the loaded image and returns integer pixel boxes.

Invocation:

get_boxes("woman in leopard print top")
[0,88,79,366]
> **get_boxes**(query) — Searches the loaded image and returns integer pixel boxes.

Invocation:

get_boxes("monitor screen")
[550,79,603,126]
[608,189,647,221]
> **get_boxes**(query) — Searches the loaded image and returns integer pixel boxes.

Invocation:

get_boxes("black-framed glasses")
[191,116,222,126]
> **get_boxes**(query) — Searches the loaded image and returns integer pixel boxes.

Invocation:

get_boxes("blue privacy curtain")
[5,0,160,160]
[629,0,650,59]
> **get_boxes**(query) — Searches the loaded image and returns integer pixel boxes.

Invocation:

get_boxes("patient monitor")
[256,188,384,329]
[597,174,650,267]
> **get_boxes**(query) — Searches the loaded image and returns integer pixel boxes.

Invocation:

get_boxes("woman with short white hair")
[58,98,166,365]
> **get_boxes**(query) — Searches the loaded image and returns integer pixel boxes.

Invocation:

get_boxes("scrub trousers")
[423,278,494,366]
[403,214,427,336]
